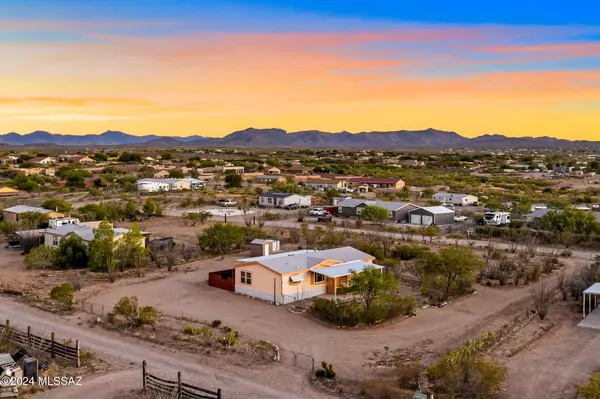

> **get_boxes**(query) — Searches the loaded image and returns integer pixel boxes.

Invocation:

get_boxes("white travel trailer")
[484,211,511,226]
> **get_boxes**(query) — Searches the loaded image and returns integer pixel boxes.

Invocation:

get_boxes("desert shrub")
[262,211,281,221]
[315,361,336,380]
[311,298,363,327]
[211,320,222,328]
[396,363,422,390]
[578,373,600,399]
[183,325,214,337]
[112,296,161,327]
[392,244,429,261]
[218,331,240,347]
[560,249,573,257]
[49,283,75,309]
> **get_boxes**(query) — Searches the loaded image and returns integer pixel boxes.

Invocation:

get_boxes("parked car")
[284,203,299,210]
[454,215,467,223]
[309,208,329,216]
[217,199,237,207]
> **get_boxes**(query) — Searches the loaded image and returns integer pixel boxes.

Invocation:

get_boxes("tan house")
[233,247,381,304]
[2,205,64,223]
[30,156,56,164]
[302,178,348,190]
[0,186,25,197]
[349,177,405,190]
[20,167,55,177]
[266,166,281,175]
[71,156,96,165]
[153,170,170,179]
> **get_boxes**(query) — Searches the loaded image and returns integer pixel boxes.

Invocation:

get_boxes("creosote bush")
[315,361,336,380]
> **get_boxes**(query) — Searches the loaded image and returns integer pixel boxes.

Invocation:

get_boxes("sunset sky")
[2,0,600,139]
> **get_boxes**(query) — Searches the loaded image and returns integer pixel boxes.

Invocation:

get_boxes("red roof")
[351,178,402,184]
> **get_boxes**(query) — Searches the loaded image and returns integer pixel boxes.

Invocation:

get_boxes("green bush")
[315,361,336,380]
[50,283,75,309]
[310,298,363,327]
[183,325,214,337]
[579,373,600,399]
[218,331,240,347]
[392,244,429,261]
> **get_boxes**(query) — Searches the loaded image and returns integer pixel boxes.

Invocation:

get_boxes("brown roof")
[350,177,403,184]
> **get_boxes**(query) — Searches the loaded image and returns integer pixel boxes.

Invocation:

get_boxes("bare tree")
[164,244,178,272]
[531,281,555,320]
[181,243,196,262]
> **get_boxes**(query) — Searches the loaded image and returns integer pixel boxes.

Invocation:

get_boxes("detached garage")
[409,206,455,226]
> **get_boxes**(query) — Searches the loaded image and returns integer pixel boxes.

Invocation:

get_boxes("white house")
[432,192,479,206]
[48,216,80,228]
[136,179,171,192]
[44,224,149,247]
[259,192,312,208]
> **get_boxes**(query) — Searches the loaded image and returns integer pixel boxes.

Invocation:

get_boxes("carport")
[409,206,455,226]
[316,261,383,297]
[578,283,600,329]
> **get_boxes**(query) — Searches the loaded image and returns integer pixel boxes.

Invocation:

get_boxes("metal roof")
[45,225,149,242]
[584,283,600,295]
[239,246,374,275]
[0,353,15,366]
[412,206,455,215]
[260,192,296,198]
[525,208,553,219]
[3,205,53,214]
[337,198,366,208]
[314,260,383,278]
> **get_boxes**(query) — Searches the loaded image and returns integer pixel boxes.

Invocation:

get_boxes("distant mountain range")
[0,128,598,149]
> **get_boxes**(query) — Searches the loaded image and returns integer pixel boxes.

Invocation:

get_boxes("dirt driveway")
[81,255,590,381]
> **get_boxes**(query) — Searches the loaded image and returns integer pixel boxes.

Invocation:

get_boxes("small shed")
[409,206,455,226]
[250,239,280,257]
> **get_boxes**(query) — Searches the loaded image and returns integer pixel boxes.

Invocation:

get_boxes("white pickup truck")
[218,199,237,207]
[454,215,467,223]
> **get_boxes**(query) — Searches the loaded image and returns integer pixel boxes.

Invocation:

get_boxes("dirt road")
[0,300,332,399]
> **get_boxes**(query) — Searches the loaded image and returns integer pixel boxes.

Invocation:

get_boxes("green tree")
[124,199,138,219]
[24,245,58,269]
[324,189,341,203]
[360,205,389,223]
[112,296,160,327]
[423,226,438,243]
[347,266,398,311]
[50,283,76,309]
[41,198,72,212]
[184,211,212,226]
[143,198,157,216]
[197,223,244,257]
[19,211,49,229]
[541,207,600,236]
[224,173,243,188]
[168,169,185,179]
[422,246,482,300]
[160,152,172,160]
[115,222,149,273]
[89,220,115,276]
[55,234,90,269]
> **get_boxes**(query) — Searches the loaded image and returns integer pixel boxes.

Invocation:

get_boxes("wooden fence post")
[293,352,297,367]
[91,303,94,314]
[217,388,222,399]
[5,320,9,330]
[50,332,55,359]
[142,361,147,393]
[177,371,182,399]
[27,326,31,346]
[75,340,80,368]
[312,358,315,373]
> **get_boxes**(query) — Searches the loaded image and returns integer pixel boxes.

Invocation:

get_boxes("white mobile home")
[259,192,312,208]
[432,192,479,206]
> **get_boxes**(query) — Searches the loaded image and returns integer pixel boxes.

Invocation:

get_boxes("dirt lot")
[75,251,593,390]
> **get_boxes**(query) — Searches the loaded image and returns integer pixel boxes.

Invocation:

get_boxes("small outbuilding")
[408,206,455,226]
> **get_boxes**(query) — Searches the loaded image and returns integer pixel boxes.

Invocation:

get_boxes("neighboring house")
[337,198,418,222]
[48,216,80,228]
[143,156,156,162]
[408,206,455,226]
[136,178,203,192]
[153,170,170,179]
[432,192,479,206]
[554,166,574,174]
[399,159,425,167]
[349,177,405,190]
[70,156,96,165]
[256,175,286,185]
[234,246,382,304]
[21,167,55,176]
[2,205,64,223]
[44,224,149,247]
[281,164,313,175]
[0,186,25,197]
[30,156,56,164]
[259,192,312,208]
[524,208,553,223]
[266,166,281,175]
[530,204,548,212]
[0,156,18,165]
[223,166,245,175]
[302,178,348,191]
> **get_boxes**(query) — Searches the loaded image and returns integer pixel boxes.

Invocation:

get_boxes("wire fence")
[278,348,315,372]
[143,361,221,399]
[0,319,81,367]
[81,300,107,316]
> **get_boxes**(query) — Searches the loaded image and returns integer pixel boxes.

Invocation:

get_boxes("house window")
[52,236,59,246]
[240,271,252,285]
[313,273,326,284]
[267,197,273,204]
